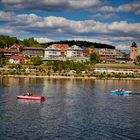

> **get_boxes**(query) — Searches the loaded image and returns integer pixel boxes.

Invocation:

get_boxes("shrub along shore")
[1,71,140,80]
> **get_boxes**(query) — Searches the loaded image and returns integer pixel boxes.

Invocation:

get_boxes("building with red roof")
[0,44,23,57]
[9,56,27,64]
[52,44,69,55]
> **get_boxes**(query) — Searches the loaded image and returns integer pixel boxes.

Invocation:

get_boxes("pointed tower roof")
[131,42,137,47]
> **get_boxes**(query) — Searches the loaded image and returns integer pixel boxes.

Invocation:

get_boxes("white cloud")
[117,1,140,15]
[114,41,140,50]
[100,6,115,13]
[1,11,140,37]
[0,28,14,34]
[0,11,15,21]
[99,1,140,15]
[1,0,140,17]
[91,13,117,19]
[1,0,102,11]
[34,37,54,43]
[115,43,131,50]
[16,13,42,24]
[111,37,134,41]
[30,16,140,36]
[0,11,140,50]
[68,37,112,45]
[108,21,140,33]
[69,0,101,9]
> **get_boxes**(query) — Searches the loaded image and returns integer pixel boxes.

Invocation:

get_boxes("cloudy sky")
[0,0,140,50]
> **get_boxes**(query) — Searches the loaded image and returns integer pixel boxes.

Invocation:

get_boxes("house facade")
[65,45,83,58]
[95,48,121,61]
[22,47,44,57]
[44,45,61,58]
[0,44,22,57]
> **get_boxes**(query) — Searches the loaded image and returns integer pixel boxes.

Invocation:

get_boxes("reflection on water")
[17,99,43,104]
[0,77,140,139]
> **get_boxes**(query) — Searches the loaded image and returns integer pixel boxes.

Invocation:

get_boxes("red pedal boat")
[17,95,45,101]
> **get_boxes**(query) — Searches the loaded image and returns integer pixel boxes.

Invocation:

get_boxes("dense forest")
[0,35,115,49]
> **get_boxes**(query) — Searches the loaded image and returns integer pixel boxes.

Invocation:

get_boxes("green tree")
[39,64,48,72]
[0,35,19,47]
[90,52,100,64]
[136,55,140,65]
[0,57,6,66]
[52,61,59,72]
[31,56,43,65]
[122,52,129,58]
[22,37,39,47]
[90,45,95,48]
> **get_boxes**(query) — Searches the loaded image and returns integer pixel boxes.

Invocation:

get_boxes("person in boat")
[118,88,124,92]
[25,92,33,96]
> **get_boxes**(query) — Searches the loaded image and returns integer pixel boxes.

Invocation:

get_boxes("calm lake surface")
[0,77,140,140]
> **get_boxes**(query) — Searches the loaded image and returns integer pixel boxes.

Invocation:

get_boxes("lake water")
[0,77,140,140]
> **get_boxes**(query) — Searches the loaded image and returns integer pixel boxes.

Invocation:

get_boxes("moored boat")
[17,95,45,101]
[111,90,132,95]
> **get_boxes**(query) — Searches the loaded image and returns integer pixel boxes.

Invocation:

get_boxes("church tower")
[129,42,138,60]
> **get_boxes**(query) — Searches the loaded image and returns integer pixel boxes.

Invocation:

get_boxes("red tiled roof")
[9,56,26,60]
[53,44,69,53]
[87,47,94,54]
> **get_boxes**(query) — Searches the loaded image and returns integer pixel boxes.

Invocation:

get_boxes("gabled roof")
[45,45,61,51]
[53,44,69,53]
[9,55,26,60]
[66,45,83,51]
[9,44,21,49]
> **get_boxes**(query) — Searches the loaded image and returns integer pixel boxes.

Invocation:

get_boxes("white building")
[9,56,27,64]
[44,45,61,58]
[65,45,83,58]
[94,48,121,60]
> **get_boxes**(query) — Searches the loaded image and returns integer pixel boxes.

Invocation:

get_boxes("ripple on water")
[0,78,140,139]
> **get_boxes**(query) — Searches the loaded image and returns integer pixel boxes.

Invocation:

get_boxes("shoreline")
[1,75,140,80]
[0,75,96,79]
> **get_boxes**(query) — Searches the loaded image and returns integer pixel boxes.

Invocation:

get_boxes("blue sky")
[0,0,140,50]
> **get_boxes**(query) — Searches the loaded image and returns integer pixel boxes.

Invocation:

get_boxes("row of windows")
[48,52,59,54]
[100,52,115,55]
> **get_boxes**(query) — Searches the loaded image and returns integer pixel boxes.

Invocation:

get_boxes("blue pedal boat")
[111,90,132,95]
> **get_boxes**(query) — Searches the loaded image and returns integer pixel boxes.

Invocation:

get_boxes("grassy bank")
[94,63,140,69]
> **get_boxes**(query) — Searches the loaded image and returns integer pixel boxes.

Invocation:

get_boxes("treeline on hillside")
[43,40,115,49]
[0,35,20,47]
[0,35,42,48]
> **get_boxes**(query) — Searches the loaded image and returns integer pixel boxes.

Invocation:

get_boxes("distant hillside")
[42,40,115,49]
